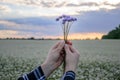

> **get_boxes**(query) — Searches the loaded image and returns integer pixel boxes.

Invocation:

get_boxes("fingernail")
[65,44,68,47]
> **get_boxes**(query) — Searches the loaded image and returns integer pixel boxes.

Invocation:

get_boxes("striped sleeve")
[18,66,45,80]
[61,71,76,80]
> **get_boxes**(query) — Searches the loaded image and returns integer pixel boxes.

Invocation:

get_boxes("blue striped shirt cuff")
[61,71,75,80]
[18,66,45,80]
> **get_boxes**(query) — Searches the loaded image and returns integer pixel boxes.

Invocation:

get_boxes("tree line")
[0,37,61,40]
[102,24,120,39]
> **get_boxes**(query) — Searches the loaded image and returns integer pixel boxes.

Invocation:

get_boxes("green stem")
[65,22,69,42]
[66,21,73,40]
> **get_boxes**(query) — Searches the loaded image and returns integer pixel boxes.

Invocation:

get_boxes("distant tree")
[41,38,44,40]
[102,24,120,39]
[95,37,99,40]
[28,37,35,40]
[55,38,61,40]
[31,37,35,40]
[6,38,9,40]
[9,38,12,39]
[21,38,25,40]
[102,35,108,39]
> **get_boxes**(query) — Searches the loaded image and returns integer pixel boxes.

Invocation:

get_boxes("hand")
[64,43,80,73]
[41,41,65,77]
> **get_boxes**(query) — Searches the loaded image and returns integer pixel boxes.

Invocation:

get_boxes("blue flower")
[56,15,77,23]
[56,18,59,21]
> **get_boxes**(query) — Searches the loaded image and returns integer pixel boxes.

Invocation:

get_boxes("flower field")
[0,40,120,80]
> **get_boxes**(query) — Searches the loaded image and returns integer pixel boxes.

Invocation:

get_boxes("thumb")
[64,44,71,54]
[56,41,65,52]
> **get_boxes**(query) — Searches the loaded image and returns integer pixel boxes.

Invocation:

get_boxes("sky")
[0,0,120,39]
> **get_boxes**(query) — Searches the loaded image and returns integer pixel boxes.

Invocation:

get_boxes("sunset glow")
[45,33,105,40]
[0,30,105,40]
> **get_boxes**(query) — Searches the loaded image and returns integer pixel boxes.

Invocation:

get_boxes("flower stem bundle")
[56,15,77,42]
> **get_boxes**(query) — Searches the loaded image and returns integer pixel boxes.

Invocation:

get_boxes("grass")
[0,40,120,80]
[0,56,120,80]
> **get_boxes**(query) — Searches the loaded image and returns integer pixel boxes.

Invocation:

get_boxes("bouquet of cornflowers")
[56,15,77,42]
[56,15,77,72]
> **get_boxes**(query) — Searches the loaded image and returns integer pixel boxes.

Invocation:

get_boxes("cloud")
[74,9,120,33]
[0,30,19,38]
[0,19,62,37]
[1,0,120,7]
[0,30,45,38]
[0,19,105,39]
[0,0,120,18]
[0,20,50,32]
[0,4,11,13]
[0,20,21,27]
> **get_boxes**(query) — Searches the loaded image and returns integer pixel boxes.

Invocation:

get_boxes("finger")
[57,56,64,66]
[52,41,61,49]
[64,44,71,54]
[60,50,64,54]
[69,45,79,53]
[60,52,65,57]
[66,40,72,45]
[60,55,64,61]
[56,41,65,51]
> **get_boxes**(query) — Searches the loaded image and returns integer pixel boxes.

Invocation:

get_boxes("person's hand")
[41,41,65,77]
[64,43,80,73]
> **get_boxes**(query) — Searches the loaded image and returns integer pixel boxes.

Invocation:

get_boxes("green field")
[0,40,120,80]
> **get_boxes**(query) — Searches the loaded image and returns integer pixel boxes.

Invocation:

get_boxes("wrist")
[65,65,76,73]
[41,62,54,78]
